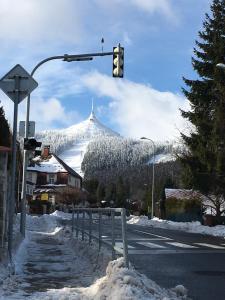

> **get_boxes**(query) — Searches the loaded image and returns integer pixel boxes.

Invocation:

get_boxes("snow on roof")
[165,189,203,200]
[28,155,67,173]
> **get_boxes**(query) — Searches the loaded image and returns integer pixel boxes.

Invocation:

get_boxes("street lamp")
[20,48,124,236]
[140,137,155,219]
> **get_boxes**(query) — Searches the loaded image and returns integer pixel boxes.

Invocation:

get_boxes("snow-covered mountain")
[36,108,121,176]
[36,107,179,177]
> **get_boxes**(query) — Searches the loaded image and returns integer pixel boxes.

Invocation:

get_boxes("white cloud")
[130,0,176,19]
[0,93,81,132]
[82,71,190,141]
[93,0,176,19]
[0,0,84,45]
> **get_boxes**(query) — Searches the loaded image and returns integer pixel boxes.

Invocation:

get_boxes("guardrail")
[71,207,129,268]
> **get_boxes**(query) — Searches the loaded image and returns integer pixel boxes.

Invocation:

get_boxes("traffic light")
[113,44,124,78]
[24,138,42,151]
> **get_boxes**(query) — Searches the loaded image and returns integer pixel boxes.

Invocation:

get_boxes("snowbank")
[29,258,189,300]
[128,216,225,237]
[85,258,188,300]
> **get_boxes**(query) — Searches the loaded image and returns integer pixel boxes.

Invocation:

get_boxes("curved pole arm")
[31,55,65,76]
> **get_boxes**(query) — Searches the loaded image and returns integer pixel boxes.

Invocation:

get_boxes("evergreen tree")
[96,182,105,206]
[181,0,225,216]
[160,178,175,219]
[0,105,11,147]
[83,178,99,205]
[116,176,125,207]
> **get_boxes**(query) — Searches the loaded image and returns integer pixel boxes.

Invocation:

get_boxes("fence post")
[121,208,129,268]
[89,211,92,245]
[82,210,85,241]
[111,210,116,260]
[98,211,102,250]
[76,211,79,238]
[72,209,75,233]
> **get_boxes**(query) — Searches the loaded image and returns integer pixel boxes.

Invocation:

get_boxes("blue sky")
[0,0,212,141]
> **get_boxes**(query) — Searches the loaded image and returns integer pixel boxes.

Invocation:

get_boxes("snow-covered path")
[1,216,108,299]
[18,231,92,294]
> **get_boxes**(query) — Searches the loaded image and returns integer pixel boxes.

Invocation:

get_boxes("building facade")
[27,148,82,214]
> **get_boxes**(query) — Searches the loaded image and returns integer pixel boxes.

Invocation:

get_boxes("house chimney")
[42,145,50,158]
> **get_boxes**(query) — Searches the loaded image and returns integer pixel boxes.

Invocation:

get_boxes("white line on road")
[132,229,172,240]
[115,242,135,249]
[166,242,198,249]
[126,249,225,255]
[137,242,166,249]
[194,243,225,249]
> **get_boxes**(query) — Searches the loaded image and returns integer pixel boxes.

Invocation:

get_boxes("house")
[163,188,204,222]
[27,146,82,214]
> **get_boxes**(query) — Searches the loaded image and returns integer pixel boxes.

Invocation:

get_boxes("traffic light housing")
[24,138,42,151]
[113,44,124,78]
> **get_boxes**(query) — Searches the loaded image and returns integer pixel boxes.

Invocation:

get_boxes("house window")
[49,174,55,184]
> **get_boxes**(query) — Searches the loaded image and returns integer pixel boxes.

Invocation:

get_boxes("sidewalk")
[0,216,108,299]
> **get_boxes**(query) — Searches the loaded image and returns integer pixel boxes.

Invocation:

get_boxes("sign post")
[0,64,38,262]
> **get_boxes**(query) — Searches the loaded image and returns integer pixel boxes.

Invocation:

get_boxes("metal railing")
[71,207,129,268]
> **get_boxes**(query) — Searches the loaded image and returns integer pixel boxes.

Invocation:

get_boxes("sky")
[0,0,212,141]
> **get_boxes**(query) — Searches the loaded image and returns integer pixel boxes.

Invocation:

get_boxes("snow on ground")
[149,153,175,164]
[0,213,190,299]
[60,140,88,176]
[128,216,225,237]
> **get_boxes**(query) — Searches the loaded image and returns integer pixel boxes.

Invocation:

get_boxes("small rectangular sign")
[41,193,49,201]
[19,121,35,137]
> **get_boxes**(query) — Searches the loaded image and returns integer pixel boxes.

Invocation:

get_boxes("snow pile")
[51,210,73,220]
[26,213,58,233]
[128,216,225,237]
[85,258,188,300]
[29,258,189,300]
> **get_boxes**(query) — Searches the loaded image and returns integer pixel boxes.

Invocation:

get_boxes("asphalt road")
[64,216,225,300]
[125,223,225,300]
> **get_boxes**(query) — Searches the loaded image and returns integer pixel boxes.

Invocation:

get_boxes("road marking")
[132,229,172,240]
[103,238,170,241]
[115,242,135,249]
[126,249,225,255]
[195,243,225,249]
[166,242,198,249]
[137,242,166,249]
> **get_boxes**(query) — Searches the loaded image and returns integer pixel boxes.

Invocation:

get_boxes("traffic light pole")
[20,48,123,236]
